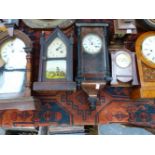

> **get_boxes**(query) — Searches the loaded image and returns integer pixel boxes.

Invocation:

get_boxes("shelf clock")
[33,27,76,91]
[114,19,137,38]
[131,31,155,99]
[76,23,111,109]
[109,44,138,87]
[0,30,39,110]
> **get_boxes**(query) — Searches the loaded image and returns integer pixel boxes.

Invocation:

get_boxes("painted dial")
[116,51,132,68]
[46,60,66,79]
[47,37,67,58]
[142,36,155,64]
[82,34,102,54]
[0,38,26,69]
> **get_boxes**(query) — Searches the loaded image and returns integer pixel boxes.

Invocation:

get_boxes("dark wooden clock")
[114,19,137,38]
[76,23,111,109]
[109,44,138,87]
[131,31,155,99]
[0,30,39,110]
[33,27,76,91]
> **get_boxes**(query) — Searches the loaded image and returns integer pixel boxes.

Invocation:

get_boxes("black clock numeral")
[152,57,155,61]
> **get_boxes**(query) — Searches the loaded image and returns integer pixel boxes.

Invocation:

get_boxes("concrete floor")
[98,124,153,135]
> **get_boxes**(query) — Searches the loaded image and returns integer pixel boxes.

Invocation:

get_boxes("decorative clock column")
[24,47,32,97]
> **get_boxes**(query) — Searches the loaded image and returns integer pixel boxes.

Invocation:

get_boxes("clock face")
[0,38,26,96]
[115,51,132,68]
[82,34,102,54]
[46,60,66,79]
[142,36,155,64]
[0,38,26,69]
[47,37,67,58]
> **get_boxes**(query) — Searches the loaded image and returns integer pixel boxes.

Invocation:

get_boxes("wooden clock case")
[131,31,155,99]
[109,43,138,87]
[76,23,111,109]
[0,30,39,110]
[33,27,76,92]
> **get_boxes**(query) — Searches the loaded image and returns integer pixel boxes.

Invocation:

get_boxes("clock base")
[131,87,155,99]
[0,96,40,111]
[33,81,76,91]
[81,81,106,110]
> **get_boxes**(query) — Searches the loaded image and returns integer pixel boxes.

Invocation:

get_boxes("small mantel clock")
[131,31,155,99]
[109,44,138,87]
[0,30,39,110]
[76,23,111,109]
[114,19,137,38]
[33,27,76,91]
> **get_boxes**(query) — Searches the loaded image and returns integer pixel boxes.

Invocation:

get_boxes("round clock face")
[142,35,155,64]
[47,37,67,58]
[115,51,132,68]
[82,34,102,54]
[0,38,26,69]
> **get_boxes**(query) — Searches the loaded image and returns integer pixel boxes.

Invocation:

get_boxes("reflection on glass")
[46,60,66,79]
[0,38,26,97]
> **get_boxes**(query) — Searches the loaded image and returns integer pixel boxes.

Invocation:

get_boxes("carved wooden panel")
[142,62,155,82]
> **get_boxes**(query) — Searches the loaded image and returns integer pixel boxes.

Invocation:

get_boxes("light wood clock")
[33,27,76,91]
[0,30,39,110]
[131,31,155,99]
[109,44,138,87]
[76,23,111,109]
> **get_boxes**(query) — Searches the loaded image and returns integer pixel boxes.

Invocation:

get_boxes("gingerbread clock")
[131,31,155,99]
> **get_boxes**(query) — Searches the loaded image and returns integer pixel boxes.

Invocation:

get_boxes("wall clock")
[131,31,155,99]
[22,19,75,29]
[109,44,138,87]
[136,19,155,30]
[76,23,111,109]
[33,27,76,91]
[0,30,39,110]
[114,19,137,38]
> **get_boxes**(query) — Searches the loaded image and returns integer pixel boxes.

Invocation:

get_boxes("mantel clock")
[109,44,138,87]
[0,30,39,110]
[76,23,111,109]
[33,27,76,91]
[131,31,155,99]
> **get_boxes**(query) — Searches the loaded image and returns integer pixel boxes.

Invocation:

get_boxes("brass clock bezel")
[115,50,132,69]
[136,31,155,69]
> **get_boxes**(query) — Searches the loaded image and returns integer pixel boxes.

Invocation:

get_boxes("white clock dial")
[82,34,102,54]
[47,37,67,58]
[142,36,155,64]
[0,38,26,69]
[116,51,132,68]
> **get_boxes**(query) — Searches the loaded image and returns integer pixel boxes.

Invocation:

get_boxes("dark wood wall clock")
[0,30,39,110]
[76,23,111,109]
[109,44,138,87]
[131,31,155,99]
[33,27,76,91]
